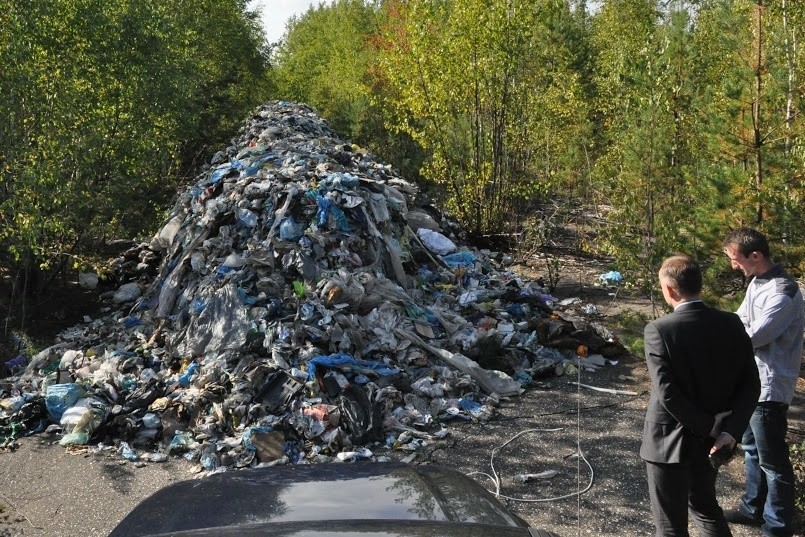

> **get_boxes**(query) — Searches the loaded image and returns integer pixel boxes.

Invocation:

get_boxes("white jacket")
[737,264,804,404]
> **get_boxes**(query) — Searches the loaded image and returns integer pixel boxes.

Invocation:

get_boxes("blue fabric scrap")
[442,251,478,268]
[306,353,400,381]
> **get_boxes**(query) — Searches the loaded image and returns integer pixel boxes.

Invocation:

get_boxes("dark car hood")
[109,462,533,537]
[139,519,535,536]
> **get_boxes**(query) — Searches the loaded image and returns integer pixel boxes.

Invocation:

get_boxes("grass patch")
[611,309,648,358]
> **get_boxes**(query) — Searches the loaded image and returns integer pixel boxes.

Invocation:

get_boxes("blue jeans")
[739,402,794,537]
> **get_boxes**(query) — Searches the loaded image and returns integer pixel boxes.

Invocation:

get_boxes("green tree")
[0,0,271,331]
[591,0,674,287]
[272,0,380,141]
[378,0,590,239]
[270,0,424,179]
[693,0,805,266]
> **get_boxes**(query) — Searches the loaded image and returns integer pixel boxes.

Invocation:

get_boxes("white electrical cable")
[577,355,582,535]
[468,427,595,503]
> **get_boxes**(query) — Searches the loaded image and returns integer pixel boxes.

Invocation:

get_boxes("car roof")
[108,462,532,537]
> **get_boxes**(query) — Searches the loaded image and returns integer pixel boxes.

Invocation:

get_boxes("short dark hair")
[660,255,702,297]
[723,227,770,258]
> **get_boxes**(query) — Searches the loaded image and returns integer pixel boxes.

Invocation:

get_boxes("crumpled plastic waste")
[582,304,599,315]
[4,355,27,374]
[78,272,99,289]
[417,229,457,255]
[441,251,477,268]
[306,353,400,381]
[45,383,86,421]
[119,441,138,461]
[0,101,627,471]
[599,271,624,285]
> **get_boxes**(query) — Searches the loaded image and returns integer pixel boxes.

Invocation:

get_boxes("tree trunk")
[752,0,765,225]
[781,0,798,240]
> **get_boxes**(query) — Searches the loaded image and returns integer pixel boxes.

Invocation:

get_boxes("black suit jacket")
[640,301,760,464]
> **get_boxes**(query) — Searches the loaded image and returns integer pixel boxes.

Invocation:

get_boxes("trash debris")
[598,271,623,285]
[417,228,457,255]
[516,470,560,482]
[581,304,598,316]
[78,272,99,290]
[45,383,86,421]
[571,382,638,396]
[0,101,627,470]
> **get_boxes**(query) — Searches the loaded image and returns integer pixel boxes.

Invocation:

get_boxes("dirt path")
[432,352,805,536]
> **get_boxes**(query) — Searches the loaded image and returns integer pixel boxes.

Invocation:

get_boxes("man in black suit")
[640,255,760,536]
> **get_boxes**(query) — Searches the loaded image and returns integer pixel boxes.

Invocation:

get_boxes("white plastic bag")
[417,229,456,255]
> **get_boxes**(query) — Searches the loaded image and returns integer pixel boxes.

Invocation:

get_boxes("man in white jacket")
[723,227,804,537]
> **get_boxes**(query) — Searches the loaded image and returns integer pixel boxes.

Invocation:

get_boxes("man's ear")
[663,282,680,301]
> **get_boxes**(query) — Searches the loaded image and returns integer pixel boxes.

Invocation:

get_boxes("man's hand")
[709,410,732,439]
[710,431,736,455]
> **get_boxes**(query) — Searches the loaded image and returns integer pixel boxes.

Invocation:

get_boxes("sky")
[250,0,325,44]
[251,1,601,44]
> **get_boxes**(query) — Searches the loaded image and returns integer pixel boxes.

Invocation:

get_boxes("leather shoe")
[723,508,762,526]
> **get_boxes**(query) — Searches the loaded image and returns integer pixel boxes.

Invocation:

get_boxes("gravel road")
[432,356,804,536]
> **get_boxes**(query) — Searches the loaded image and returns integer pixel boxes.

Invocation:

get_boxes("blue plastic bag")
[442,251,477,268]
[45,383,86,421]
[599,270,624,284]
[306,353,400,381]
[279,217,303,241]
[178,363,199,387]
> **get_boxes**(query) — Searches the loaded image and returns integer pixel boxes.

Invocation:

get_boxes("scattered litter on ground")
[0,101,627,469]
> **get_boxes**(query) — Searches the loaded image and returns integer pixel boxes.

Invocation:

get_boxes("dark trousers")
[645,455,732,537]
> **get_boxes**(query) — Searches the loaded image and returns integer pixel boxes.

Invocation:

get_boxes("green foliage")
[591,0,703,290]
[272,2,377,140]
[377,0,591,237]
[586,0,805,293]
[270,0,424,180]
[0,0,270,314]
[777,244,805,278]
[692,0,805,243]
[612,309,650,358]
[701,262,745,311]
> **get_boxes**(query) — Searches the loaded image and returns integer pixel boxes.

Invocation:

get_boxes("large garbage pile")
[0,102,625,469]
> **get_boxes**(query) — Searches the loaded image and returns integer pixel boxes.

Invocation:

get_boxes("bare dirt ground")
[1,251,803,537]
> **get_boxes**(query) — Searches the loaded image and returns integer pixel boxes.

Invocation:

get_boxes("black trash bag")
[122,378,164,413]
[3,397,48,438]
[255,371,303,413]
[338,385,382,445]
[99,413,140,443]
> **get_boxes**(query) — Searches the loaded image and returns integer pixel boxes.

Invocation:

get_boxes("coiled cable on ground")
[468,427,595,503]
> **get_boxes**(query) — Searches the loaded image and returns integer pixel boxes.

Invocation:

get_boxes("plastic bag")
[59,397,109,445]
[599,270,623,284]
[442,251,477,268]
[417,229,456,255]
[45,383,86,421]
[279,217,303,241]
